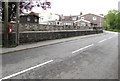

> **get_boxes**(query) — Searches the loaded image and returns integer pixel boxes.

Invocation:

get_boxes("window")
[80,22,86,26]
[72,17,77,20]
[35,18,37,22]
[57,22,59,25]
[94,24,97,27]
[27,17,30,21]
[93,16,97,20]
[48,16,52,19]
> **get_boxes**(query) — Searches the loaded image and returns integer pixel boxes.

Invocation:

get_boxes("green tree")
[104,9,119,30]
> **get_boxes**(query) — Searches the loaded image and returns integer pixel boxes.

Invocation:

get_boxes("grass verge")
[104,29,120,32]
[0,45,17,48]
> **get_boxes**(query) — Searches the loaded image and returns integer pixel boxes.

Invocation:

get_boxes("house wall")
[81,14,103,27]
[39,13,59,24]
[76,21,91,27]
[1,22,103,45]
[20,15,39,24]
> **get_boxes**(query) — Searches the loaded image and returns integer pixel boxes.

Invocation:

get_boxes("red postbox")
[8,24,13,34]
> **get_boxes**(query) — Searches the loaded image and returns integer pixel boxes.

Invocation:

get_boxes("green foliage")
[0,45,2,47]
[104,9,120,32]
[107,29,120,32]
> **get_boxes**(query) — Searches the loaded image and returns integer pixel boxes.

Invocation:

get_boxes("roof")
[30,12,39,17]
[20,12,40,17]
[60,16,78,21]
[81,13,104,18]
[60,21,74,23]
[63,16,72,21]
[60,13,104,21]
[74,19,91,23]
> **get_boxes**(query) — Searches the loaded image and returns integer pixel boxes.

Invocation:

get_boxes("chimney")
[99,14,104,16]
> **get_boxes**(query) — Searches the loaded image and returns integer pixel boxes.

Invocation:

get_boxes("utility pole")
[3,1,9,47]
[118,1,120,11]
[16,1,20,46]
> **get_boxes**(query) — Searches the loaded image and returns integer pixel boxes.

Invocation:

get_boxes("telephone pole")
[3,1,9,47]
[3,0,20,47]
[16,1,20,46]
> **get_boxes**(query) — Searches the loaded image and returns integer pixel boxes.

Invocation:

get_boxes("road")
[1,31,119,80]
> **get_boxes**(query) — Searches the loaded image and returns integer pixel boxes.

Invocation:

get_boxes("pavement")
[1,32,105,54]
[1,30,119,79]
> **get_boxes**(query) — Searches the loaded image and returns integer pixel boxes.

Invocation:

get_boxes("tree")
[20,0,51,14]
[104,9,120,30]
[2,2,17,22]
[2,0,51,22]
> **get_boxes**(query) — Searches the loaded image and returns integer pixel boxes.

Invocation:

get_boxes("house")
[48,20,62,26]
[74,19,91,27]
[59,13,104,28]
[39,12,59,24]
[20,12,39,24]
[20,11,60,24]
[61,21,74,26]
[58,15,79,26]
[60,15,78,21]
[56,13,104,30]
[80,13,104,27]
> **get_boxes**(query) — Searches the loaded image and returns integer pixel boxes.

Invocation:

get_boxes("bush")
[106,29,120,32]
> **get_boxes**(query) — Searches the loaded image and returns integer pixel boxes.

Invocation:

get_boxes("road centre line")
[98,39,107,43]
[98,36,114,44]
[0,60,53,81]
[72,44,94,54]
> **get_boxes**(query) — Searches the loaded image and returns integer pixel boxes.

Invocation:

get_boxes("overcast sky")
[47,0,120,16]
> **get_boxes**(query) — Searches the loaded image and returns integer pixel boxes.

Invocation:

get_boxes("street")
[1,31,118,79]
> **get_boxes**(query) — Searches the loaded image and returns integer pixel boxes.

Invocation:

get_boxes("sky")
[46,0,120,16]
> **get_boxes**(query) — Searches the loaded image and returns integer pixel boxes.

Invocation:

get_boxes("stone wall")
[2,30,103,45]
[12,23,92,32]
[1,23,103,46]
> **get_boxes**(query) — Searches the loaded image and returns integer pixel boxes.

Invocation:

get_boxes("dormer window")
[93,16,97,20]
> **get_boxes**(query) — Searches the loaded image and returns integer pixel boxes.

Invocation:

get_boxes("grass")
[104,29,120,32]
[0,45,2,47]
[0,45,17,48]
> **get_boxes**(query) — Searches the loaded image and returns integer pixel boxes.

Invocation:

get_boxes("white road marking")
[0,60,53,81]
[72,44,94,54]
[98,39,107,43]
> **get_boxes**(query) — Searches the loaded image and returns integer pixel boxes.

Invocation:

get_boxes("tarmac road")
[1,31,119,79]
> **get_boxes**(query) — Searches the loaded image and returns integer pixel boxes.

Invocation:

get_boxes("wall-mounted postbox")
[8,24,13,34]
